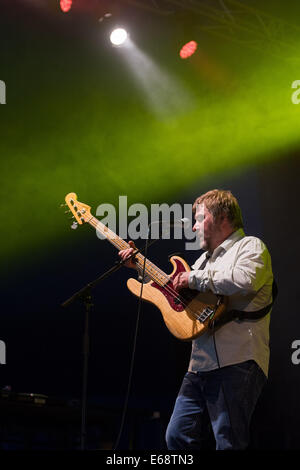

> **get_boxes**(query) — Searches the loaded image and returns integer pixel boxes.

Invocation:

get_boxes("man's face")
[193,203,220,252]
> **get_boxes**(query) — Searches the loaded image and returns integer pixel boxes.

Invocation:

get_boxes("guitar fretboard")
[88,216,170,286]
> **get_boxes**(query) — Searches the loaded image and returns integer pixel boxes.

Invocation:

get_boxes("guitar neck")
[87,216,169,285]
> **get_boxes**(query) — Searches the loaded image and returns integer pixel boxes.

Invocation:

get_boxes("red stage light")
[179,41,198,59]
[60,0,73,13]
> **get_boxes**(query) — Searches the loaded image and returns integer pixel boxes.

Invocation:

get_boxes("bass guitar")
[64,193,227,341]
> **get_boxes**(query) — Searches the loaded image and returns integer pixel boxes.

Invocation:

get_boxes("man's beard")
[199,234,208,251]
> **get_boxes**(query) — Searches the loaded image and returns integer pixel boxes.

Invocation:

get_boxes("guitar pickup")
[197,306,215,323]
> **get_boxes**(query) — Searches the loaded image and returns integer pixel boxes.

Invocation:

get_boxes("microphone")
[149,218,190,228]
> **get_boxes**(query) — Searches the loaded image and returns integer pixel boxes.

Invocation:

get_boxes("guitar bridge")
[197,306,215,323]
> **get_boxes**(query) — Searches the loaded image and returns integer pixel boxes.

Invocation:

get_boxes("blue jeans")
[165,360,267,450]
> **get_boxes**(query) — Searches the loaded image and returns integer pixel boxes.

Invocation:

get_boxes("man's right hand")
[118,240,138,269]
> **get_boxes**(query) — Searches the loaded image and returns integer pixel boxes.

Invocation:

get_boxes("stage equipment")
[60,0,72,13]
[110,28,128,46]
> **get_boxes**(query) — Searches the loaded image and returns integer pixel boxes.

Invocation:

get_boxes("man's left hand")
[173,272,190,292]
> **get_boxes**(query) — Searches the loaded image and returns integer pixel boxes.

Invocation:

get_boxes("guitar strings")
[90,217,170,286]
[90,218,177,288]
[89,217,196,313]
[88,217,201,321]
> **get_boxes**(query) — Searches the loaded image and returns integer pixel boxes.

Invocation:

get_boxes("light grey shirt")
[188,228,273,377]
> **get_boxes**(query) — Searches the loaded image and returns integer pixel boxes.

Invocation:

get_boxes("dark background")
[1,155,300,450]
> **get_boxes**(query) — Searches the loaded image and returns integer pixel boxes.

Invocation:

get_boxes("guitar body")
[64,193,227,341]
[127,255,227,341]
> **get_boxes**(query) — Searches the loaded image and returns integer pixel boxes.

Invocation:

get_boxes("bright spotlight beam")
[110,28,128,46]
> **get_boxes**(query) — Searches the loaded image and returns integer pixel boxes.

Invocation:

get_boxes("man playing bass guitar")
[119,189,274,450]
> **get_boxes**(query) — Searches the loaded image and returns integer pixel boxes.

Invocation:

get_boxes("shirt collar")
[211,228,245,259]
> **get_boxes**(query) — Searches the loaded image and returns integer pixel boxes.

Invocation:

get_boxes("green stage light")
[1,4,300,270]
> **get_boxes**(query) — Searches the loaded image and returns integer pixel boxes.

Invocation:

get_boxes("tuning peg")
[60,203,67,209]
[71,222,78,230]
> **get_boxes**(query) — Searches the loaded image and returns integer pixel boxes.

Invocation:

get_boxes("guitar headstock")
[64,193,91,226]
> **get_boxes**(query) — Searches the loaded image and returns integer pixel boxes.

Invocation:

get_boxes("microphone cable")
[113,237,150,450]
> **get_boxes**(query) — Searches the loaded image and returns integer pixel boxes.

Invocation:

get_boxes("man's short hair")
[193,189,244,229]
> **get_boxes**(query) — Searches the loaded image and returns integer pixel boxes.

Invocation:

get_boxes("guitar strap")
[197,252,278,326]
[210,279,278,329]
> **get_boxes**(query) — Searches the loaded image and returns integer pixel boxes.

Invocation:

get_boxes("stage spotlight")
[110,28,128,46]
[60,0,72,13]
[179,41,198,59]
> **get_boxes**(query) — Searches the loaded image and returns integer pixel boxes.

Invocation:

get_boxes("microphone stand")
[113,223,163,450]
[61,239,158,450]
